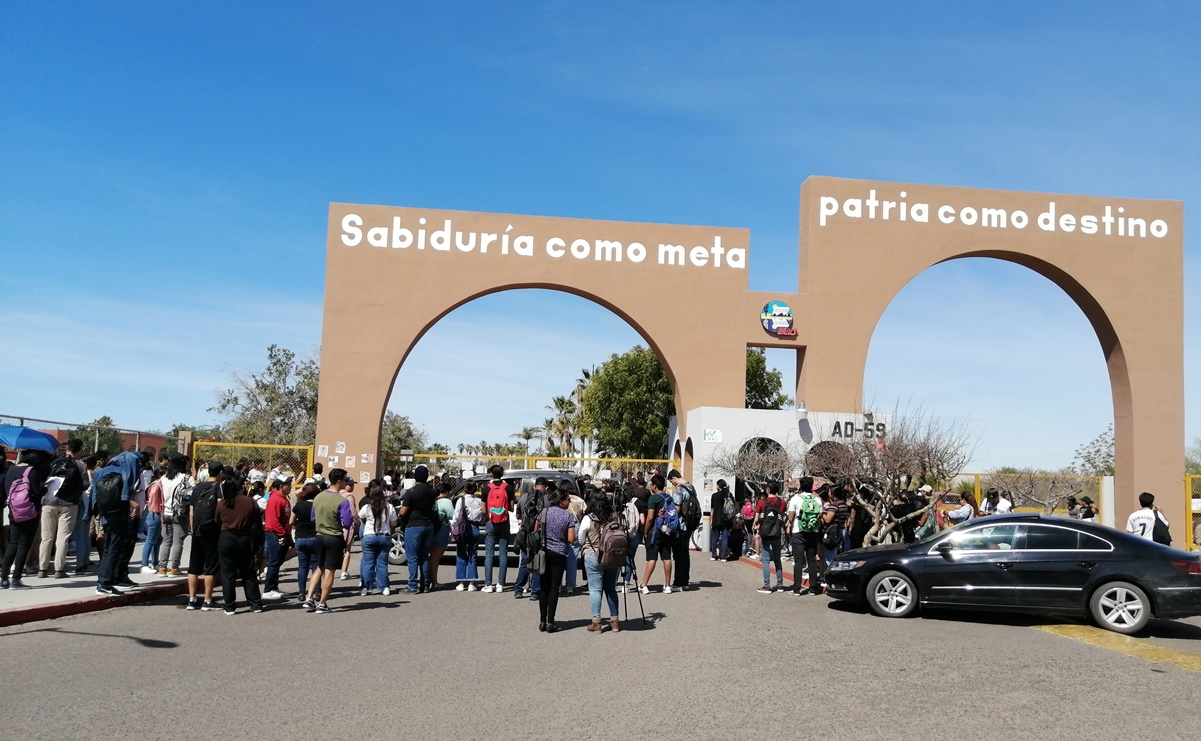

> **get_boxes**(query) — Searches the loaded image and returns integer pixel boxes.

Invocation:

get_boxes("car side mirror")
[936,540,955,559]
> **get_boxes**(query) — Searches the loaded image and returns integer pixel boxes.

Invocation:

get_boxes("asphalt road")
[2,554,1200,741]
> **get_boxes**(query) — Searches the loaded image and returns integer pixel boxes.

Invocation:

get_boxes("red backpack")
[486,481,509,525]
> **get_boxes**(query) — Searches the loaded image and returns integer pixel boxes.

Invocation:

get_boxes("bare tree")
[807,404,979,546]
[705,435,804,487]
[983,468,1089,515]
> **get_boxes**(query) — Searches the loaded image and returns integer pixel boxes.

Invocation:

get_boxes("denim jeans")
[361,533,391,591]
[760,537,784,587]
[623,532,641,583]
[584,553,619,619]
[483,521,510,587]
[263,532,284,593]
[159,519,187,570]
[404,524,432,591]
[97,508,131,589]
[710,525,728,559]
[513,548,540,597]
[72,502,92,570]
[455,525,479,582]
[295,537,317,594]
[565,543,579,590]
[140,512,162,568]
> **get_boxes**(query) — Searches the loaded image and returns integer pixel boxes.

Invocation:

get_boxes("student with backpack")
[787,476,825,595]
[753,482,787,593]
[639,474,677,594]
[667,469,699,591]
[453,481,485,590]
[155,453,194,576]
[90,451,144,596]
[185,462,224,610]
[481,465,514,593]
[2,450,51,589]
[512,478,547,600]
[39,440,86,579]
[426,482,455,591]
[579,491,623,633]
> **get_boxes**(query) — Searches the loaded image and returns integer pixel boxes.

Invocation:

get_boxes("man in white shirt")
[995,492,1014,514]
[1125,491,1169,543]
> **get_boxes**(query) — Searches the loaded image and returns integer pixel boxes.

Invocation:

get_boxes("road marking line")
[1036,624,1201,673]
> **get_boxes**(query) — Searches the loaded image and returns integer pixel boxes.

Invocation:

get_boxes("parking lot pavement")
[0,552,189,626]
[3,551,1201,741]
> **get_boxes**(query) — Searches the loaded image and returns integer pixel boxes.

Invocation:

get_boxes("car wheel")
[387,532,407,566]
[1090,581,1150,634]
[865,570,918,618]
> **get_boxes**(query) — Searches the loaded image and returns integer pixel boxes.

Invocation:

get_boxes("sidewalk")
[0,550,190,627]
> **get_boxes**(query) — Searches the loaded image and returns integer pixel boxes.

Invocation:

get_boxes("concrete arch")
[316,181,1182,518]
[797,178,1182,517]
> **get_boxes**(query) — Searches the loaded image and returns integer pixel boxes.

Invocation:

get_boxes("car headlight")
[829,560,866,572]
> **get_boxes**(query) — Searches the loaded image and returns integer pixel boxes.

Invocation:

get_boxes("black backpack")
[94,472,125,515]
[759,498,783,539]
[192,481,219,530]
[1152,514,1172,546]
[48,456,84,504]
[678,484,701,531]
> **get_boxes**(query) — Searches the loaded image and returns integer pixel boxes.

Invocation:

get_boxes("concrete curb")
[0,581,189,628]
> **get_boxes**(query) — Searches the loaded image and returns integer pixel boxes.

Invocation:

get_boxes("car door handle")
[1077,562,1096,569]
[995,562,1013,570]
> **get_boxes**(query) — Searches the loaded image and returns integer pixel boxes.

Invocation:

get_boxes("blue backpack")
[655,494,680,537]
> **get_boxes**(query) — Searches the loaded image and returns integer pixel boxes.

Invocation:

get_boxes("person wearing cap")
[981,488,1001,516]
[261,476,293,600]
[1077,496,1097,522]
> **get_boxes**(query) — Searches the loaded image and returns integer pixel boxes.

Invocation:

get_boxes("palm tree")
[546,396,577,459]
[511,425,543,462]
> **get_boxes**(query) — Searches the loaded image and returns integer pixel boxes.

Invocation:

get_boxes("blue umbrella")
[0,424,62,452]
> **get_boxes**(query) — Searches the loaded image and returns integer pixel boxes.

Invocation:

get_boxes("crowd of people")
[2,440,1199,626]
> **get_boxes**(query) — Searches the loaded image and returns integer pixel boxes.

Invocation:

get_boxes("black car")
[824,513,1201,634]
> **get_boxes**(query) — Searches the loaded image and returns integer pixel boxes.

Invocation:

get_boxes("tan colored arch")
[316,177,1183,519]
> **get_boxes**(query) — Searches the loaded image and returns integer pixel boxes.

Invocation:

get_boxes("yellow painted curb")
[1037,624,1201,673]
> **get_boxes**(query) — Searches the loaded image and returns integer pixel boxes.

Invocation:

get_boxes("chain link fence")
[0,413,180,459]
[193,441,314,485]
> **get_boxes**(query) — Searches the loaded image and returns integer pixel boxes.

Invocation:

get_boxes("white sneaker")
[467,584,478,592]
[140,566,156,574]
[483,584,494,593]
[359,588,368,597]
[455,583,466,591]
[639,585,650,595]
[382,587,391,596]
[262,590,282,600]
[339,571,351,580]
[663,585,673,594]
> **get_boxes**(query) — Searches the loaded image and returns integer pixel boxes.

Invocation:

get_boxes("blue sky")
[1,3,1197,470]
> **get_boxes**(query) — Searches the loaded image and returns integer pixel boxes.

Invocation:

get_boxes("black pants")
[218,531,262,610]
[538,551,567,624]
[98,509,131,588]
[118,515,141,580]
[671,530,691,587]
[2,519,38,581]
[792,531,824,593]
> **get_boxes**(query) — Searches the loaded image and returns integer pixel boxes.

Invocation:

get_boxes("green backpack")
[797,494,822,532]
